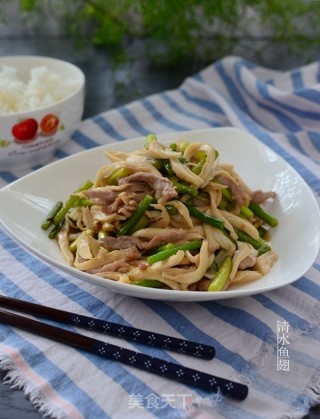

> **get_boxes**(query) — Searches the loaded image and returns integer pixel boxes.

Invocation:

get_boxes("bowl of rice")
[0,55,85,172]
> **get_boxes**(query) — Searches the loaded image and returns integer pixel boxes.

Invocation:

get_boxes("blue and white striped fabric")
[0,56,319,419]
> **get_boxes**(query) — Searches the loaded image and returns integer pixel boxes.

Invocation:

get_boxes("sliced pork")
[250,190,276,204]
[216,175,250,208]
[119,172,177,201]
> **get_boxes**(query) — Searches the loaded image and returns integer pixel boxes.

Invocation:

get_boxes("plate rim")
[1,127,319,302]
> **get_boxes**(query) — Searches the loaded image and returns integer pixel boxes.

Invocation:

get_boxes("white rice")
[0,64,80,114]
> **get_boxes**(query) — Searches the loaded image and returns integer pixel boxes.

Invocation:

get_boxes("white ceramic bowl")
[0,56,85,171]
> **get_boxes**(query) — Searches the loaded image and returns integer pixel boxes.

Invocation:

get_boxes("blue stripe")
[72,130,100,149]
[0,286,110,419]
[141,98,191,132]
[0,239,266,418]
[92,115,127,141]
[233,61,301,132]
[0,250,183,418]
[291,392,318,418]
[211,61,319,176]
[200,300,274,342]
[0,212,320,372]
[214,60,250,114]
[213,400,263,419]
[193,75,320,194]
[238,127,320,195]
[118,107,150,136]
[256,80,320,120]
[266,78,274,86]
[2,235,251,379]
[295,88,320,105]
[143,300,302,405]
[142,300,251,371]
[179,86,223,115]
[160,92,220,127]
[141,301,265,419]
[4,332,111,419]
[1,325,176,419]
[1,233,316,415]
[237,58,258,70]
[0,172,18,183]
[308,131,320,153]
[254,83,301,131]
[255,78,313,126]
[31,164,44,171]
[288,346,320,370]
[54,149,69,159]
[0,230,178,360]
[286,132,312,159]
[2,231,227,417]
[252,294,320,339]
[292,276,320,300]
[196,76,320,195]
[201,300,320,369]
[0,152,67,185]
[290,68,304,90]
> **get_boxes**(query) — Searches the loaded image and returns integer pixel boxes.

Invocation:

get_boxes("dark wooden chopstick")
[0,295,214,360]
[0,308,248,400]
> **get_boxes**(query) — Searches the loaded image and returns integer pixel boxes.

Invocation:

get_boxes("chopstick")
[0,308,248,400]
[0,295,214,360]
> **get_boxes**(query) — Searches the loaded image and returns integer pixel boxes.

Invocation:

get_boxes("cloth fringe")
[282,367,320,419]
[0,353,68,419]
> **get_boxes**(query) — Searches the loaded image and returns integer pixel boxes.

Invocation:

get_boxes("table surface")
[0,35,319,419]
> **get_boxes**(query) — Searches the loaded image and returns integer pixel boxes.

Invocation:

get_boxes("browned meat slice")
[99,229,187,254]
[250,190,276,204]
[123,182,151,195]
[99,236,144,250]
[140,229,186,251]
[119,172,177,201]
[123,246,142,261]
[84,187,139,216]
[89,261,131,274]
[216,175,250,208]
[84,188,118,206]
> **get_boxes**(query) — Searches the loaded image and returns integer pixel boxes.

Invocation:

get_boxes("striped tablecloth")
[0,56,319,419]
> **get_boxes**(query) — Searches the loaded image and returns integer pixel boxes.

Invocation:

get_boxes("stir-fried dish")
[42,134,279,291]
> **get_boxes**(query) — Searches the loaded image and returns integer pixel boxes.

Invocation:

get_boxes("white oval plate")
[1,127,319,301]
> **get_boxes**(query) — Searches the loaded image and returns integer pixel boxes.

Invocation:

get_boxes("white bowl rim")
[0,55,85,118]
